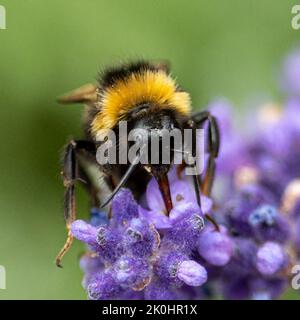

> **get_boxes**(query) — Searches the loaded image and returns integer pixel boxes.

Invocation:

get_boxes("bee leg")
[191,111,220,196]
[190,112,220,231]
[55,140,96,268]
[192,167,202,207]
[186,161,220,231]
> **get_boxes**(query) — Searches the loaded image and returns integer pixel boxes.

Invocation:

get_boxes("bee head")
[127,107,183,179]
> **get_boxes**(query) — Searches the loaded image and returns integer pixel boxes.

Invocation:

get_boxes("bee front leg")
[189,111,220,231]
[55,140,96,267]
[191,111,220,197]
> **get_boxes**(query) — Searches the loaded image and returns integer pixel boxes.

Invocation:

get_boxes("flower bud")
[87,272,120,300]
[177,260,207,287]
[256,242,286,275]
[198,226,233,266]
[71,220,98,246]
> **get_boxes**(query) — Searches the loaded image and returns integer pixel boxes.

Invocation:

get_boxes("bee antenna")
[100,153,141,208]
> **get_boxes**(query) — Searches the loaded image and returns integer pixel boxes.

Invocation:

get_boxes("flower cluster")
[71,48,300,300]
[72,176,234,300]
[205,47,300,299]
[213,185,291,299]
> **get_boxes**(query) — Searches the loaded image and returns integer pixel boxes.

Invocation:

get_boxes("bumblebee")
[56,61,220,267]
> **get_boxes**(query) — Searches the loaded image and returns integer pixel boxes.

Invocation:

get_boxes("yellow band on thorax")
[91,70,191,136]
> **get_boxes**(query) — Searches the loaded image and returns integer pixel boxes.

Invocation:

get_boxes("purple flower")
[123,218,160,257]
[256,242,287,276]
[222,277,251,300]
[111,188,139,226]
[223,238,258,277]
[87,271,121,300]
[198,225,233,266]
[70,48,300,300]
[80,254,104,289]
[144,281,180,300]
[71,220,98,247]
[281,47,300,96]
[154,251,188,286]
[163,204,205,251]
[113,256,151,290]
[177,260,207,286]
[209,99,249,177]
[248,205,277,227]
[245,103,300,198]
[223,276,287,300]
[90,207,109,227]
[155,251,207,288]
[139,176,212,229]
[224,184,276,237]
[95,226,125,263]
[249,278,287,300]
[249,205,290,243]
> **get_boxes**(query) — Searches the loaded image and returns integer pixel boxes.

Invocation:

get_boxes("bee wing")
[57,83,98,105]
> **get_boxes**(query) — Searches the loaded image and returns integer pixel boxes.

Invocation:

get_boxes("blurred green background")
[0,0,299,299]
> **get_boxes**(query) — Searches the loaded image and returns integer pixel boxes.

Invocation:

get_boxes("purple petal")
[169,202,202,222]
[177,260,207,286]
[146,178,166,213]
[87,272,121,300]
[144,280,179,300]
[79,255,103,273]
[201,196,213,213]
[114,256,151,289]
[71,220,98,246]
[111,188,139,224]
[198,226,233,266]
[256,242,286,275]
[281,47,300,96]
[138,206,171,229]
[209,98,234,133]
[170,180,196,206]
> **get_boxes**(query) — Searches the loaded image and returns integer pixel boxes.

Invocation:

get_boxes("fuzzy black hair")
[98,60,167,88]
